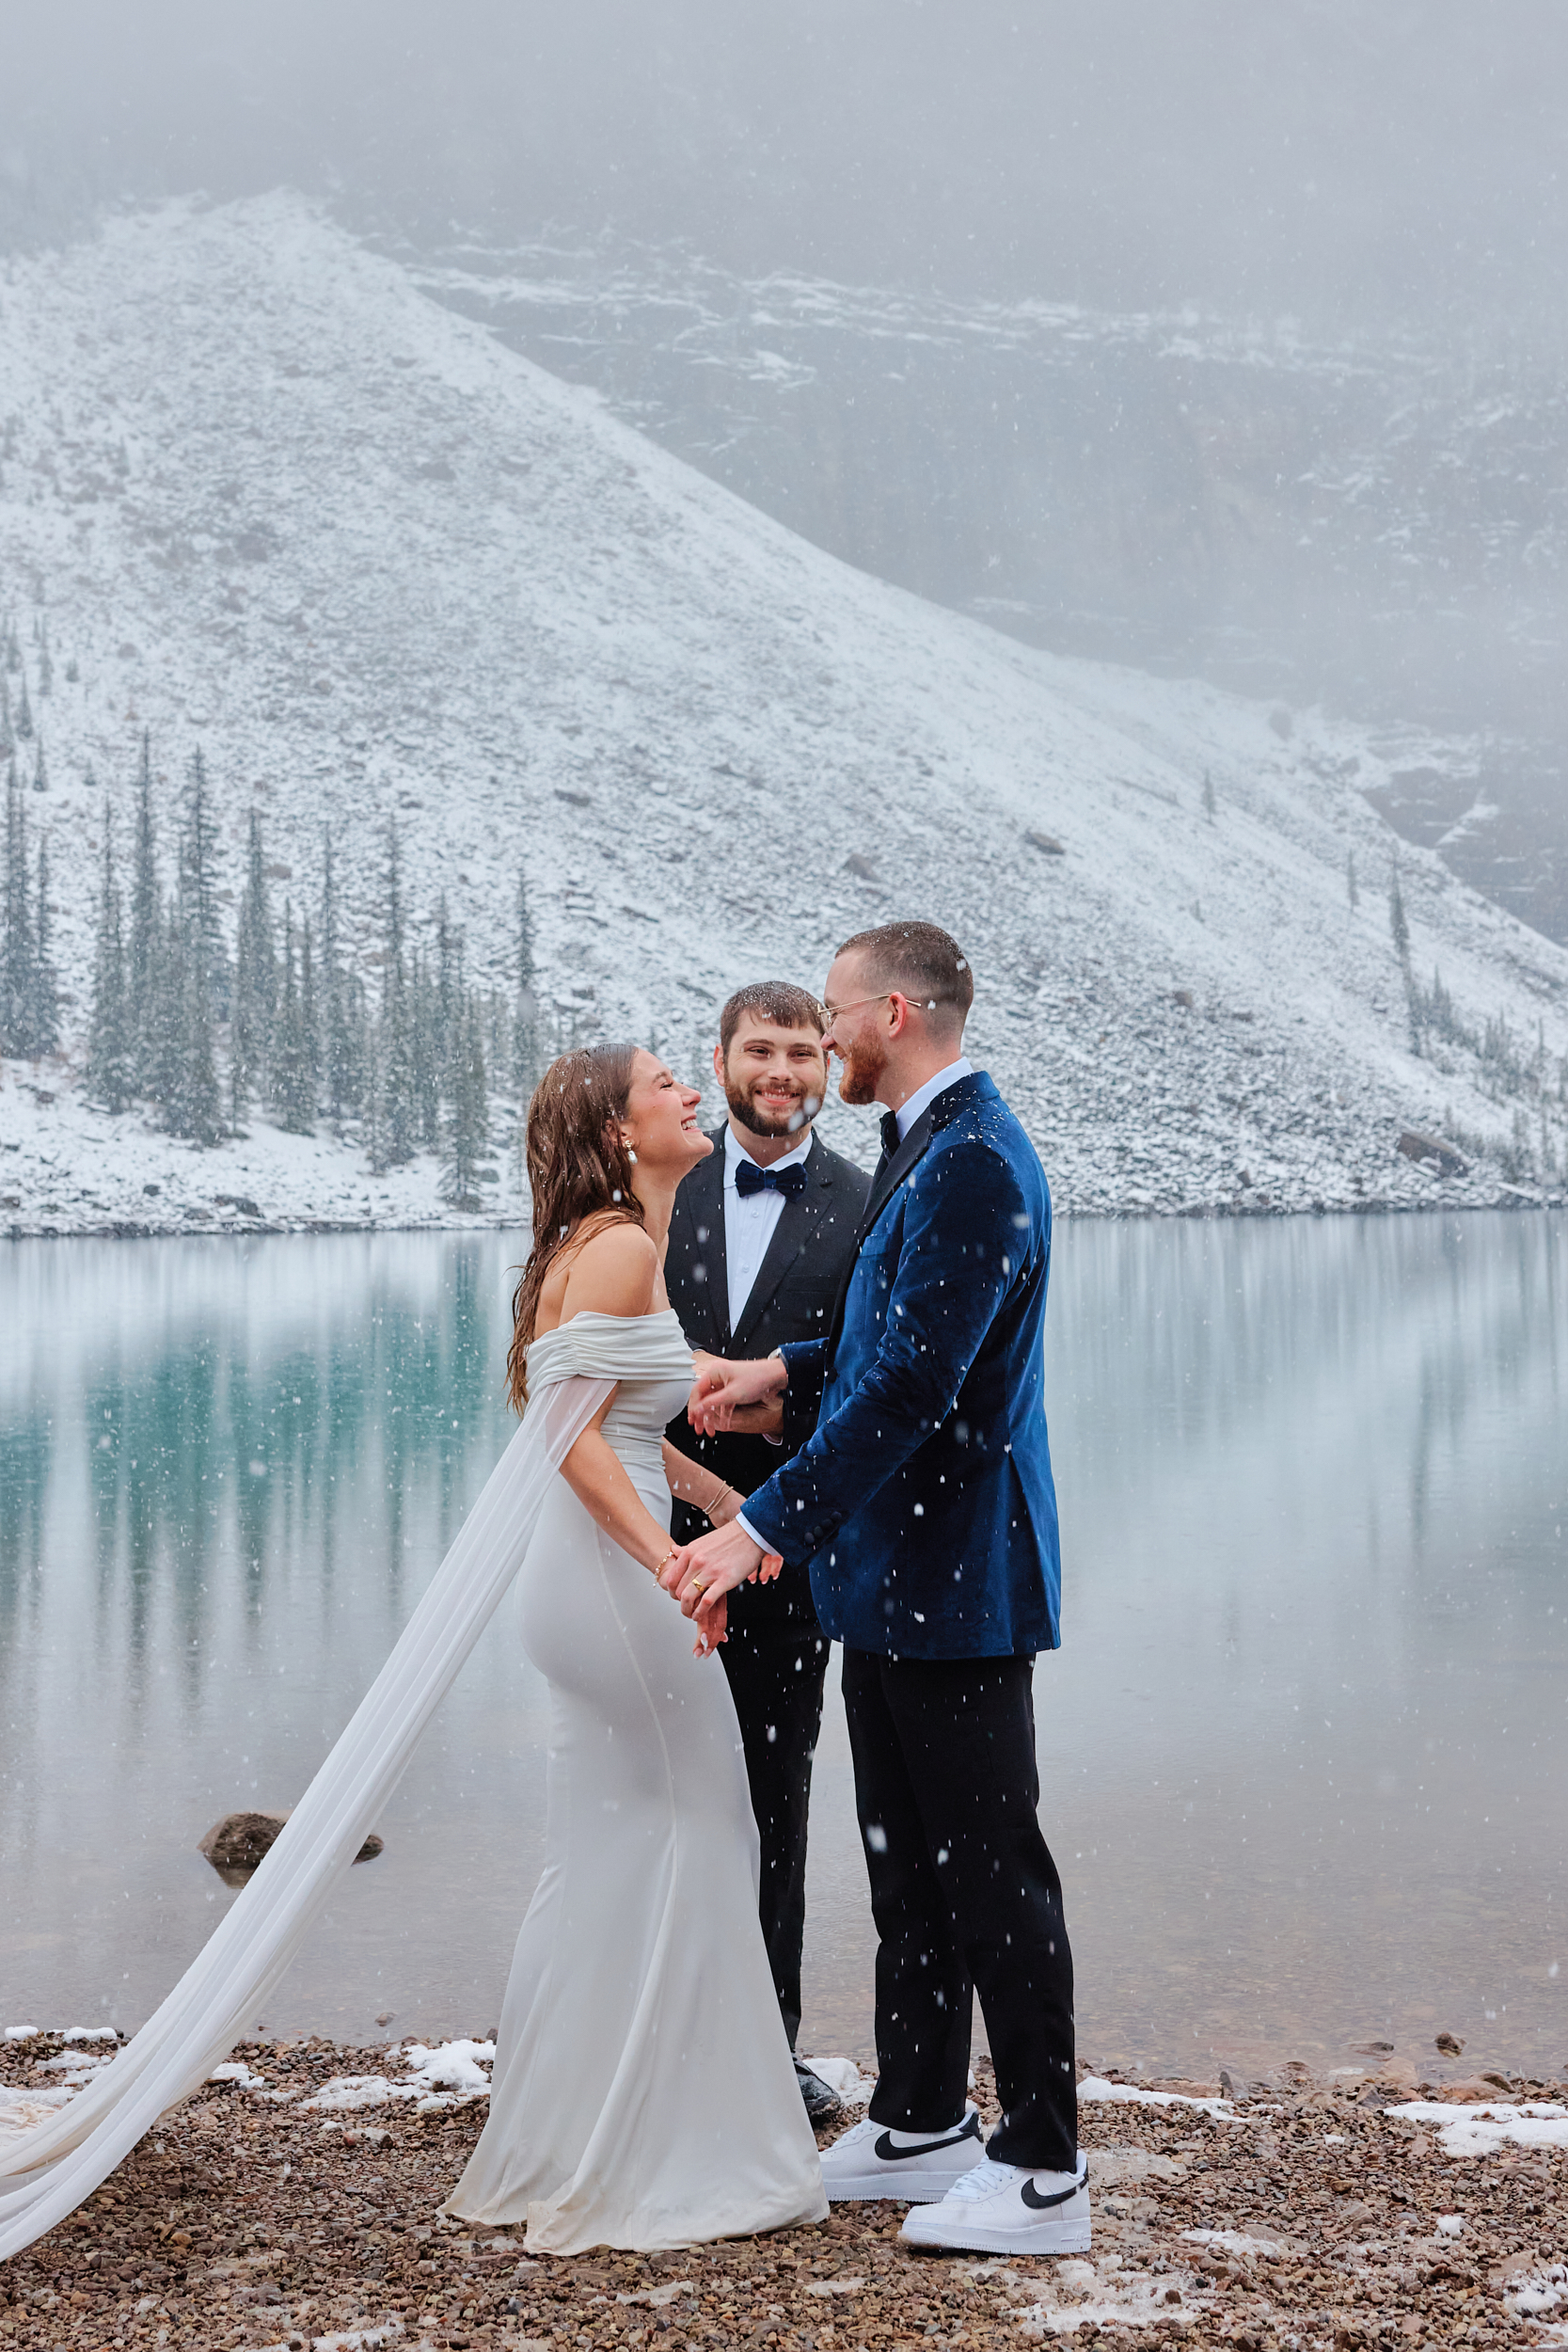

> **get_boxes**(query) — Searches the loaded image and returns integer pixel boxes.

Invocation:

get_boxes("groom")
[662,921,1086,2258]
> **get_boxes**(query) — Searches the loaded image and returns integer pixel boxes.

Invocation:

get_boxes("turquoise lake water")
[2,1214,1563,2081]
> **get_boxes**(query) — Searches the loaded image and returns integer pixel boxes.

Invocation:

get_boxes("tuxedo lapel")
[824,1109,938,1365]
[682,1135,731,1352]
[731,1138,827,1354]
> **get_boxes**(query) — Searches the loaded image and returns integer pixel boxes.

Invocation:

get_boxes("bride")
[0,1041,824,2259]
[447,1041,825,2248]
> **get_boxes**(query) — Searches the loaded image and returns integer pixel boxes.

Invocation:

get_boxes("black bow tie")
[735,1158,808,1200]
[879,1110,902,1157]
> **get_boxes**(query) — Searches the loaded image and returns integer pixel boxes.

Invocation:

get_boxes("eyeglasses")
[821,992,893,1025]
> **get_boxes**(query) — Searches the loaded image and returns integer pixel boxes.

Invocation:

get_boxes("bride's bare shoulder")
[557,1218,659,1319]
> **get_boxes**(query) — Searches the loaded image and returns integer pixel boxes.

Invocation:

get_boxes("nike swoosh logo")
[1021,2163,1089,2211]
[872,2115,981,2163]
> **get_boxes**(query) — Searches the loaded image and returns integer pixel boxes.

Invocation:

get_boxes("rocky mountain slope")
[1,193,1566,1233]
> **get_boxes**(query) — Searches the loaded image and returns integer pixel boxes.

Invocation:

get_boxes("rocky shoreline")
[3,2033,1564,2348]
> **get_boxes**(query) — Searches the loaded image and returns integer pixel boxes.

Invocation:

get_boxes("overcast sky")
[4,0,1564,331]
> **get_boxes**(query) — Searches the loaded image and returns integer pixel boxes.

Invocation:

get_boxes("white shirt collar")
[723,1122,815,1182]
[891,1057,974,1143]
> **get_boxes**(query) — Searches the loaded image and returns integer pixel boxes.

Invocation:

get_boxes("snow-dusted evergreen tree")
[87,809,133,1112]
[270,903,314,1135]
[377,822,418,1166]
[230,810,276,1120]
[28,842,60,1057]
[1388,860,1410,965]
[144,903,185,1126]
[13,672,32,741]
[31,739,47,794]
[1347,851,1359,909]
[0,680,11,758]
[128,733,161,1091]
[1202,768,1216,820]
[513,864,542,1104]
[37,622,52,699]
[440,993,489,1210]
[179,747,228,1018]
[2,758,32,1056]
[318,825,361,1127]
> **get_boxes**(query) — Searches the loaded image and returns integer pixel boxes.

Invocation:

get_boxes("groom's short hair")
[836,921,974,1034]
[720,980,828,1057]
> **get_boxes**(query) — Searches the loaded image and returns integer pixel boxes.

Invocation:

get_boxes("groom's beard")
[724,1075,822,1139]
[834,1036,886,1107]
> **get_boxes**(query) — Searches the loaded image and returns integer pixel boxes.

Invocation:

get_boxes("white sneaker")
[817,2107,985,2202]
[898,2153,1091,2254]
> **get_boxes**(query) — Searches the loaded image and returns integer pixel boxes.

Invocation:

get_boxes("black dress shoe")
[794,2056,844,2124]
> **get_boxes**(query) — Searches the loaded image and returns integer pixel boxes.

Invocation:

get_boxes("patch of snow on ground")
[1386,2099,1568,2158]
[807,2055,875,2106]
[1080,2074,1234,2118]
[1182,2226,1285,2257]
[302,2039,494,2116]
[209,2059,270,2090]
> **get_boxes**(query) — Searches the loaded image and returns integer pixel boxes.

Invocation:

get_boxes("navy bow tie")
[735,1158,808,1200]
[879,1110,902,1157]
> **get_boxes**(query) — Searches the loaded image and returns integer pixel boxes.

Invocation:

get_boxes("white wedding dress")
[447,1310,826,2250]
[0,1307,822,2260]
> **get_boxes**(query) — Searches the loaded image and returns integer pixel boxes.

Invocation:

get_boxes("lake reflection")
[1,1216,1564,2081]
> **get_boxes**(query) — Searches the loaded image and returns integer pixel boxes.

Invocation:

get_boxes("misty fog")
[5,0,1566,930]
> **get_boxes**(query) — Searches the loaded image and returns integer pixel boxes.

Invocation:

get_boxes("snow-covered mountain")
[1,192,1566,1233]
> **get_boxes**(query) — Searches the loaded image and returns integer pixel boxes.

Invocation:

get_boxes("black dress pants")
[720,1623,830,2052]
[841,1646,1077,2171]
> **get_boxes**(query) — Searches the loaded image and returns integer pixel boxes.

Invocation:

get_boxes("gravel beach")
[4,2035,1565,2348]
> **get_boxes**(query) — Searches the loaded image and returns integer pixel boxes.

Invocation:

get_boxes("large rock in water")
[199,1811,383,1873]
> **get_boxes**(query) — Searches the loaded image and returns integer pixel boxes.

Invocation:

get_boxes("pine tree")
[14,673,31,741]
[145,902,185,1124]
[2,758,32,1057]
[412,949,440,1148]
[513,865,542,1104]
[0,679,11,757]
[28,842,59,1057]
[37,623,52,698]
[270,903,313,1134]
[318,825,359,1126]
[31,739,47,794]
[180,747,228,1016]
[1202,769,1216,820]
[440,993,489,1210]
[129,733,160,1089]
[378,823,417,1166]
[87,808,133,1112]
[176,936,224,1144]
[230,809,276,1120]
[299,913,318,1107]
[1389,861,1411,965]
[1346,851,1359,909]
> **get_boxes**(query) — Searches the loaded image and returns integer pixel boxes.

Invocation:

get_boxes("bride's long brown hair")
[507,1042,643,1410]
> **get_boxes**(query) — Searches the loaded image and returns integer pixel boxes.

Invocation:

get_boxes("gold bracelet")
[704,1478,732,1518]
[654,1548,679,1580]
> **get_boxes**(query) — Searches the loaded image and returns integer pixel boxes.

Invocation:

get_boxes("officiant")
[663,982,867,2121]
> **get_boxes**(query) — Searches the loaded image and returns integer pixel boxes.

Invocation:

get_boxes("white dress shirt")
[733,1061,972,1557]
[723,1124,814,1336]
[891,1057,973,1141]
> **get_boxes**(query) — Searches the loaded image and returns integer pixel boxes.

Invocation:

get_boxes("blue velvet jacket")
[741,1071,1061,1660]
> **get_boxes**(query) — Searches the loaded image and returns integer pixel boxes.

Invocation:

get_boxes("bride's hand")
[692,1590,728,1656]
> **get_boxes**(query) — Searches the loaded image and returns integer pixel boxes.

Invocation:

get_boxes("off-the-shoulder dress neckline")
[529,1306,684,1343]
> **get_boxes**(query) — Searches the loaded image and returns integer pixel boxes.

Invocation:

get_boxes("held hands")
[687,1353,788,1438]
[659,1521,784,1627]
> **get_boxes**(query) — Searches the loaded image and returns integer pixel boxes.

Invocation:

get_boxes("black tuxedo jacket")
[664,1125,869,1632]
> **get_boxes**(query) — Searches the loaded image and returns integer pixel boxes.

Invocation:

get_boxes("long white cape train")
[0,1372,610,2261]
